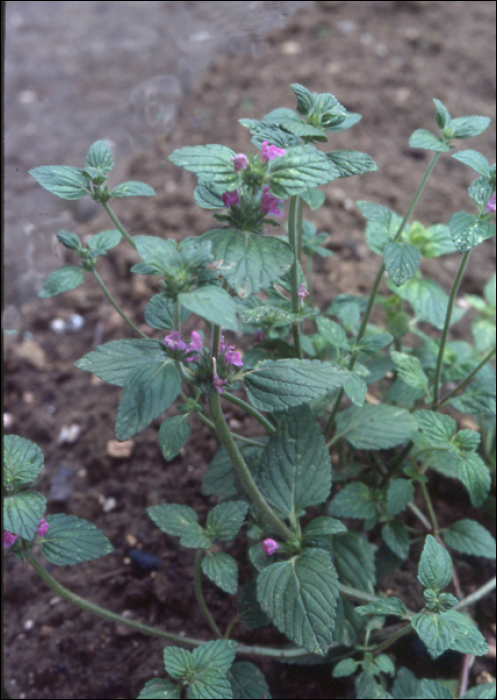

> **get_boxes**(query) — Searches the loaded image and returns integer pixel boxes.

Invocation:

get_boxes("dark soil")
[3,2,496,699]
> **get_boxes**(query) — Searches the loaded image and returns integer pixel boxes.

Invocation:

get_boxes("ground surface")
[3,2,496,699]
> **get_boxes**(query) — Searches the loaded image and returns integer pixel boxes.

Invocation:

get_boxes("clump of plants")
[4,83,496,699]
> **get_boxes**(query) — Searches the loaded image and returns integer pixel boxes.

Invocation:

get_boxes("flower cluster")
[213,335,244,393]
[164,330,203,361]
[260,186,284,217]
[3,518,49,549]
[260,140,286,162]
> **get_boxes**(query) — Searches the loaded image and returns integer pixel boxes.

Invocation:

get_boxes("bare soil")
[3,2,496,699]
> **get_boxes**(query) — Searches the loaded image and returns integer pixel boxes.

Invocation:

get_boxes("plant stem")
[408,502,433,532]
[92,270,147,338]
[372,624,413,657]
[454,576,496,611]
[222,391,276,434]
[174,297,182,333]
[439,346,496,407]
[101,200,137,250]
[288,195,303,359]
[419,480,439,533]
[432,249,472,408]
[297,195,304,261]
[211,323,222,359]
[197,411,265,448]
[194,550,223,637]
[208,391,294,542]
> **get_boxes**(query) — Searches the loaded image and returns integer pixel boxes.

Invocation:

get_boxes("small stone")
[11,339,47,370]
[107,439,134,458]
[50,318,66,335]
[280,41,302,55]
[101,497,117,513]
[49,466,73,504]
[66,314,85,332]
[23,619,34,631]
[57,424,81,445]
[3,413,14,429]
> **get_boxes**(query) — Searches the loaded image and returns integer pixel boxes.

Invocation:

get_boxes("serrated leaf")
[449,116,491,139]
[356,671,387,699]
[206,502,249,542]
[138,678,181,699]
[300,187,326,210]
[449,212,495,252]
[238,580,270,629]
[3,491,46,540]
[163,646,194,681]
[147,503,212,549]
[328,483,377,520]
[188,668,233,699]
[332,658,359,677]
[411,610,459,659]
[86,140,114,173]
[325,150,377,178]
[391,667,421,699]
[168,144,238,190]
[409,130,450,152]
[179,286,238,331]
[376,655,396,676]
[418,535,452,591]
[258,406,331,519]
[359,333,394,355]
[57,230,81,250]
[38,266,86,298]
[267,145,340,198]
[29,165,90,199]
[245,358,351,412]
[390,351,430,393]
[202,442,267,500]
[3,435,44,491]
[116,361,181,441]
[194,180,225,209]
[280,120,327,140]
[317,316,350,352]
[452,150,490,177]
[336,405,416,450]
[75,338,166,386]
[145,295,190,330]
[134,235,181,276]
[358,201,403,255]
[420,678,453,699]
[384,242,421,286]
[87,229,122,253]
[356,597,407,617]
[41,513,113,565]
[434,99,452,129]
[257,548,339,655]
[443,610,489,656]
[228,662,272,700]
[193,640,238,674]
[290,83,313,116]
[303,517,347,541]
[201,229,293,298]
[382,521,410,560]
[239,117,301,149]
[391,275,466,330]
[159,415,191,462]
[110,180,156,198]
[450,378,496,416]
[443,519,496,559]
[201,551,238,594]
[463,682,497,699]
[344,373,368,407]
[386,479,414,516]
[333,532,376,593]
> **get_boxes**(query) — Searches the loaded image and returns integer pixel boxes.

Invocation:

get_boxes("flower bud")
[231,153,249,173]
[222,190,240,208]
[298,284,309,299]
[3,532,18,549]
[36,518,50,537]
[486,193,496,214]
[262,538,281,555]
[260,140,286,162]
[260,186,283,217]
[164,331,187,352]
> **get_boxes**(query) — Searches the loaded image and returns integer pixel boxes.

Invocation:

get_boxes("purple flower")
[260,186,284,217]
[3,532,18,549]
[219,335,228,353]
[222,190,240,208]
[262,538,281,555]
[231,153,249,173]
[164,331,187,352]
[298,284,309,299]
[36,518,49,537]
[213,369,227,394]
[486,193,496,214]
[261,140,286,162]
[224,345,243,367]
[186,330,203,362]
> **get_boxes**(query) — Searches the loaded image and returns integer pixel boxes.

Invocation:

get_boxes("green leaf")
[390,351,430,393]
[449,116,491,139]
[391,667,420,699]
[407,222,457,258]
[202,442,267,500]
[194,180,225,209]
[316,316,350,352]
[245,358,351,412]
[300,187,326,210]
[358,201,404,255]
[179,286,238,332]
[147,503,212,549]
[449,212,495,252]
[336,405,417,450]
[420,679,453,699]
[168,144,238,190]
[29,165,90,199]
[463,682,497,699]
[138,678,181,699]
[433,99,452,129]
[290,83,314,116]
[450,378,496,416]
[237,580,270,630]
[193,640,237,674]
[86,140,114,174]
[443,610,489,656]
[418,535,453,591]
[206,502,249,542]
[332,659,359,677]
[333,532,376,593]
[358,333,394,355]
[159,415,191,462]
[356,598,407,617]
[41,513,113,565]
[391,275,466,330]
[75,338,166,386]
[411,610,459,659]
[3,435,44,491]
[201,229,293,298]
[267,145,339,198]
[452,150,490,177]
[116,361,181,441]
[188,669,233,699]
[344,373,368,407]
[239,117,301,149]
[409,130,451,152]
[38,265,85,298]
[382,521,410,560]
[356,671,388,699]
[376,655,396,677]
[280,120,328,140]
[163,646,194,680]
[303,517,347,541]
[145,295,189,330]
[87,229,122,253]
[384,242,421,286]
[257,548,339,655]
[57,230,81,250]
[258,406,331,519]
[110,181,156,198]
[227,662,272,700]
[3,491,46,540]
[328,483,377,520]
[386,479,414,516]
[201,551,239,594]
[134,236,181,276]
[325,150,377,178]
[442,519,496,559]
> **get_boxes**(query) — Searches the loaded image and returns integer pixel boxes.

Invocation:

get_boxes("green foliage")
[41,514,114,565]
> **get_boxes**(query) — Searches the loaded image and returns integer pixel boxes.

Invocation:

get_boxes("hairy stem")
[101,201,137,250]
[194,550,223,637]
[92,270,147,338]
[439,346,496,407]
[222,391,276,434]
[288,195,303,359]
